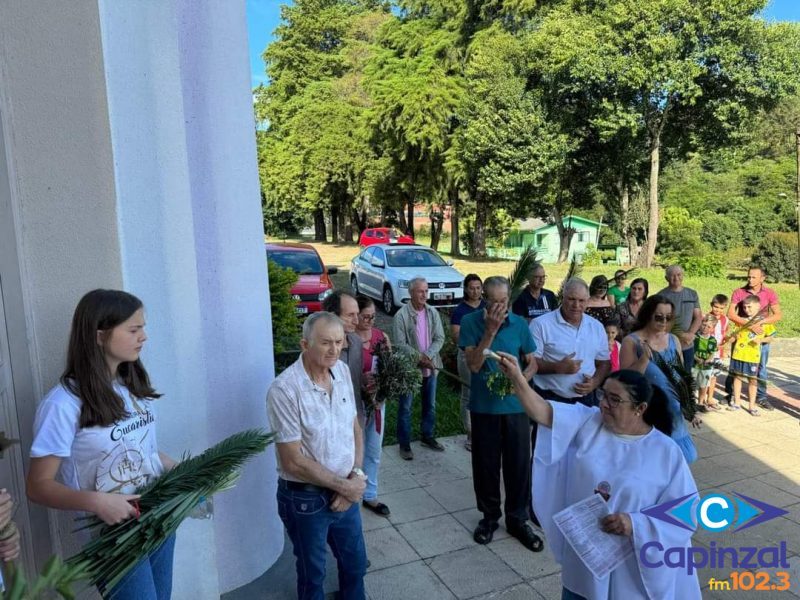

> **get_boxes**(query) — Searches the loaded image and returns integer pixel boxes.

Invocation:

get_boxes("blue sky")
[247,0,800,88]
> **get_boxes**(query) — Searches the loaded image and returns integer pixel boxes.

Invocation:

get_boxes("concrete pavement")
[226,356,800,599]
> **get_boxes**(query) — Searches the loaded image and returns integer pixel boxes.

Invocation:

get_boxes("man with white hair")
[267,312,368,599]
[657,264,702,368]
[529,277,610,406]
[392,277,446,460]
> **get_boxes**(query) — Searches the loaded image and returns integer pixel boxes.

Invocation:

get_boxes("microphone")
[595,481,611,501]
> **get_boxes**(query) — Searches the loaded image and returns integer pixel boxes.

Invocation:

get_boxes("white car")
[350,244,465,313]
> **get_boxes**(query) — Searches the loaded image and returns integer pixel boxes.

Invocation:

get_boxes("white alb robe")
[533,402,701,600]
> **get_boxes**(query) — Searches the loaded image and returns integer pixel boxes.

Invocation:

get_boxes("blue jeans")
[757,343,770,401]
[682,347,695,373]
[277,481,367,600]
[363,403,385,501]
[397,374,437,448]
[104,534,175,600]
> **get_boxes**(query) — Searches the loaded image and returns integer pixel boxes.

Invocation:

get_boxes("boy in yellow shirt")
[729,295,775,416]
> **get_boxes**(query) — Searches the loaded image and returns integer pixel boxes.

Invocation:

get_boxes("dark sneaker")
[507,521,544,552]
[421,437,445,452]
[757,399,775,411]
[473,520,499,545]
[362,500,391,517]
[399,446,414,461]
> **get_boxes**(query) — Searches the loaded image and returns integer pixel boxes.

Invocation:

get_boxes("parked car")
[266,243,338,316]
[350,244,464,313]
[358,227,414,247]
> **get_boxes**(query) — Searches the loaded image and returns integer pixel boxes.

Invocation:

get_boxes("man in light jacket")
[392,277,445,460]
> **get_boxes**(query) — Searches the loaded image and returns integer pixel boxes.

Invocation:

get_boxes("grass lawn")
[382,378,465,446]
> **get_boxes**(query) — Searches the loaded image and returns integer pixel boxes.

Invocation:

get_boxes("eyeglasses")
[359,314,376,321]
[597,389,636,408]
[652,314,674,323]
[532,275,546,280]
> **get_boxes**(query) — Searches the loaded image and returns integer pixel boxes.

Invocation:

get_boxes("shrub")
[581,243,603,266]
[682,253,725,277]
[752,232,799,283]
[268,259,301,354]
[699,211,740,252]
[658,207,705,260]
[725,246,754,270]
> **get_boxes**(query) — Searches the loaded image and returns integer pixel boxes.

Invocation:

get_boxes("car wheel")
[382,286,396,315]
[351,275,359,295]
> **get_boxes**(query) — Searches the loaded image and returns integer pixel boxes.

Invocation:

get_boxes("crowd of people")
[264,262,782,599]
[0,262,781,600]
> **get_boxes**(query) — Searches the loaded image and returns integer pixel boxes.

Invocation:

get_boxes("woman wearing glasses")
[619,295,700,464]
[355,295,392,517]
[494,357,701,600]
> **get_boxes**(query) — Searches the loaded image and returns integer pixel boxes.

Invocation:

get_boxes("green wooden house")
[490,216,604,263]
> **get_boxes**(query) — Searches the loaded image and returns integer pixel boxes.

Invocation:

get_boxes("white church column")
[97,0,281,596]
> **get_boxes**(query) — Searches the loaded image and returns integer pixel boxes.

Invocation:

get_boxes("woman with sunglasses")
[619,295,700,464]
[494,356,701,600]
[584,275,615,323]
[355,295,392,517]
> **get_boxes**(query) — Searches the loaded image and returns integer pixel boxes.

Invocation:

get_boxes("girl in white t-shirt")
[27,289,176,599]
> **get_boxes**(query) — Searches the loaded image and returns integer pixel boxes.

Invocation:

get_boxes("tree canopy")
[255,0,800,262]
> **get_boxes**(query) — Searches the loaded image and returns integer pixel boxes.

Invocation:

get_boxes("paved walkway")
[228,356,800,599]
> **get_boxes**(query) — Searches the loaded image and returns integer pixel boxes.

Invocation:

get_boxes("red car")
[265,243,338,315]
[359,227,414,247]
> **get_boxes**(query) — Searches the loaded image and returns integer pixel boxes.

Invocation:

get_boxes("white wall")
[0,0,125,568]
[97,0,281,595]
[1,0,282,594]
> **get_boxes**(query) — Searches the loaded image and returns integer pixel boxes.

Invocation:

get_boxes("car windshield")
[385,248,447,268]
[267,250,324,275]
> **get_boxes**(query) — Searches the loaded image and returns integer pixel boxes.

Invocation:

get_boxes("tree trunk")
[449,188,460,257]
[430,205,444,250]
[398,206,408,232]
[406,200,415,237]
[640,137,660,267]
[553,205,573,263]
[314,209,327,242]
[352,205,368,234]
[472,193,488,258]
[330,204,339,243]
[619,183,638,266]
[337,205,347,244]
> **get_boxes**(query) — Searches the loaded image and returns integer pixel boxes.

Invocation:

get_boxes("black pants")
[470,412,531,526]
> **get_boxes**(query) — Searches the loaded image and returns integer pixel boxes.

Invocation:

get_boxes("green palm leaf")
[650,351,698,422]
[507,245,538,303]
[64,429,274,593]
[557,255,583,304]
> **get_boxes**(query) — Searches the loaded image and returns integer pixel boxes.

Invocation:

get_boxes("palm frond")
[508,245,538,302]
[650,351,697,421]
[607,267,638,281]
[557,255,582,304]
[65,429,274,592]
[1,557,82,600]
[721,306,770,345]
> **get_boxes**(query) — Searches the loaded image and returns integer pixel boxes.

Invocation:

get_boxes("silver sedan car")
[350,244,465,313]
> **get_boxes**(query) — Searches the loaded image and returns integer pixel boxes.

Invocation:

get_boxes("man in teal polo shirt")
[459,276,542,552]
